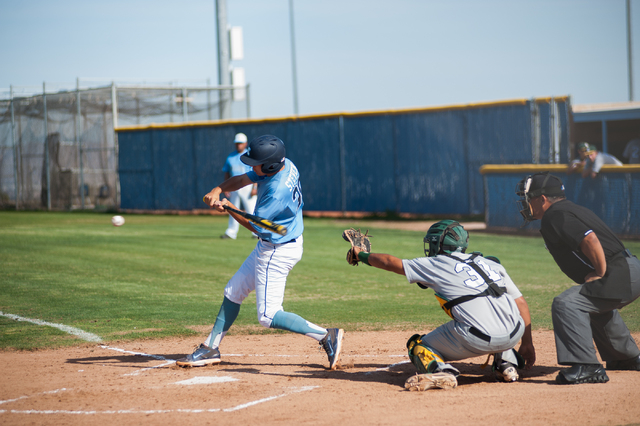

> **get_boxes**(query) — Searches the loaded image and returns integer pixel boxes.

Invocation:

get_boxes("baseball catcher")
[344,220,536,391]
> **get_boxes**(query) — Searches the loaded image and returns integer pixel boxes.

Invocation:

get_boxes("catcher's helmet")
[241,135,286,174]
[424,220,469,257]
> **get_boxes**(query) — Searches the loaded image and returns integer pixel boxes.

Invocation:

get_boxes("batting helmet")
[241,135,286,174]
[424,220,469,257]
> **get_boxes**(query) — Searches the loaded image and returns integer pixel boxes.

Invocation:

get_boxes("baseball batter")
[220,133,257,239]
[177,135,344,370]
[344,221,536,390]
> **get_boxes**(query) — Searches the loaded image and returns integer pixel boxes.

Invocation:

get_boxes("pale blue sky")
[1,0,638,119]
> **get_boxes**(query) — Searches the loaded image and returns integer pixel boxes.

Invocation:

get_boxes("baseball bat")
[203,196,288,236]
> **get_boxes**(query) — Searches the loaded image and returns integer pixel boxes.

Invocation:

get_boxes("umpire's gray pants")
[551,257,640,365]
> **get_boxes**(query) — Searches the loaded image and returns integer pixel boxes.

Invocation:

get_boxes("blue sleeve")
[222,155,231,173]
[246,170,260,183]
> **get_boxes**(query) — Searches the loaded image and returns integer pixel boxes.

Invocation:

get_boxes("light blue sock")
[271,311,327,341]
[205,297,241,348]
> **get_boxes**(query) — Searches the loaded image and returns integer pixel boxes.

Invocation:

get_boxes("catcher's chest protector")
[429,253,507,320]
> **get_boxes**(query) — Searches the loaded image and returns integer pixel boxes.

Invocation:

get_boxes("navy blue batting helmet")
[241,135,286,174]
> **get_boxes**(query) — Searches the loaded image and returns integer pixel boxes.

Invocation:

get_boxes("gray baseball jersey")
[402,252,522,338]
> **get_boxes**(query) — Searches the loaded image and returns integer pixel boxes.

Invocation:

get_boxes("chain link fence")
[0,83,249,210]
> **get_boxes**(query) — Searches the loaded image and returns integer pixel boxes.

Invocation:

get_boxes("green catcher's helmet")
[424,220,469,257]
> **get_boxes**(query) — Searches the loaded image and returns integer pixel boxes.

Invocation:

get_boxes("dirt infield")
[1,330,640,426]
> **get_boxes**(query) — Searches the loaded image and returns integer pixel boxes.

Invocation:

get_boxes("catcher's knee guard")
[406,334,444,374]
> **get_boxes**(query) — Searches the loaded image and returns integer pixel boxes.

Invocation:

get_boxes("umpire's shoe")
[320,328,344,370]
[606,354,640,371]
[176,343,221,367]
[556,364,609,384]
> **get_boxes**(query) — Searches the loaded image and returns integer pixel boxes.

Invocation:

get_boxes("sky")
[0,0,639,119]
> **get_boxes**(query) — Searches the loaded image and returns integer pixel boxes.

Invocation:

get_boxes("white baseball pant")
[223,236,303,328]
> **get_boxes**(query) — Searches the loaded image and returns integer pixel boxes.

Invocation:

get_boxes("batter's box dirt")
[1,330,640,426]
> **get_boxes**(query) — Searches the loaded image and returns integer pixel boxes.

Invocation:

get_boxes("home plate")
[173,376,238,385]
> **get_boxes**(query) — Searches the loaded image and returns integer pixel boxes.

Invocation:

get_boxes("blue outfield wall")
[117,97,570,215]
[482,165,640,237]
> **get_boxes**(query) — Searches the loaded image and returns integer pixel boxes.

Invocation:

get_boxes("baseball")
[111,215,125,227]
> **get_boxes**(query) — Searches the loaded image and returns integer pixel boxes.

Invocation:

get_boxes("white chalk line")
[0,389,69,406]
[173,376,238,385]
[0,386,319,415]
[0,313,404,413]
[0,311,101,342]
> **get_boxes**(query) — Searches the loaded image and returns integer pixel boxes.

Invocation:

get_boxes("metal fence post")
[338,115,346,213]
[182,87,188,122]
[549,97,556,163]
[76,78,85,209]
[111,82,120,209]
[111,82,118,129]
[43,82,50,210]
[10,85,19,210]
[530,99,540,164]
[245,84,251,118]
[207,78,212,121]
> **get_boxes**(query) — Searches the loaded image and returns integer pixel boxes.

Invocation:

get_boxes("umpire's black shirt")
[540,199,631,301]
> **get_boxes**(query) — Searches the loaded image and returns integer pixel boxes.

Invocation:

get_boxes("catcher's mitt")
[342,228,372,266]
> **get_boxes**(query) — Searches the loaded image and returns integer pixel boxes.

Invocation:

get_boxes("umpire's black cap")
[527,172,565,198]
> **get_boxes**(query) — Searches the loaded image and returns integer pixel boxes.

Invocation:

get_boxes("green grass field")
[1,211,639,350]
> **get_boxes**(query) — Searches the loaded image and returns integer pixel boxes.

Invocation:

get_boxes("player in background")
[177,135,344,370]
[582,146,622,179]
[567,142,592,175]
[347,221,535,390]
[220,133,258,239]
[622,138,640,164]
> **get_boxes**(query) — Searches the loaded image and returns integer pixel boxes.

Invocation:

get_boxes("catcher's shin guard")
[406,334,445,374]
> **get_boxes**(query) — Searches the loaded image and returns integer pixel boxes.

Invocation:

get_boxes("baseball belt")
[469,321,521,343]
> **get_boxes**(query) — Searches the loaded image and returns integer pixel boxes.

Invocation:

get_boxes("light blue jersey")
[246,159,303,243]
[223,150,252,177]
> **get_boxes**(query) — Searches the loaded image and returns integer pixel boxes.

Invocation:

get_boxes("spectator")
[622,138,640,164]
[582,146,622,179]
[567,142,591,174]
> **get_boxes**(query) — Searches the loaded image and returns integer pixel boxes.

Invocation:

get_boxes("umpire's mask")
[515,172,565,222]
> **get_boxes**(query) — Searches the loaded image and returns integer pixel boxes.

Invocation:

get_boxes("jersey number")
[292,181,302,209]
[454,259,501,288]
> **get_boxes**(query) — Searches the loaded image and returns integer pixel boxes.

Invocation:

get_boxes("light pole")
[289,0,299,115]
[216,0,231,119]
[627,0,634,101]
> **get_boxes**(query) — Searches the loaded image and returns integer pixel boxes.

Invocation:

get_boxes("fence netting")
[0,84,249,210]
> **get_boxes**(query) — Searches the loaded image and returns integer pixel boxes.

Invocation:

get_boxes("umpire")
[516,172,640,384]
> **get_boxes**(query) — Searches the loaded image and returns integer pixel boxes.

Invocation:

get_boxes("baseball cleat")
[404,372,458,391]
[495,361,519,382]
[320,328,344,370]
[176,343,221,367]
[555,364,609,384]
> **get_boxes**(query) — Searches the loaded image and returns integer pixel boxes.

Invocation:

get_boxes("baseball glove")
[342,228,372,266]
